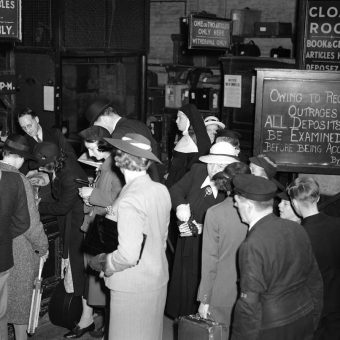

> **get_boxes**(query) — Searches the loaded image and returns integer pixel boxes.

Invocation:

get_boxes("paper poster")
[223,74,242,108]
[43,86,54,111]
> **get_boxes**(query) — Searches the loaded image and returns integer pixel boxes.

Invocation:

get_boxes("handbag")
[178,314,229,340]
[48,279,82,330]
[83,214,147,259]
[231,40,261,57]
[270,46,291,58]
[83,215,119,256]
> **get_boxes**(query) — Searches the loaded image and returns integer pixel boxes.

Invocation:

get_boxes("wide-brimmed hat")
[233,174,277,201]
[249,154,277,179]
[199,141,239,164]
[204,116,225,129]
[2,134,35,159]
[85,97,112,124]
[79,125,111,141]
[104,133,161,163]
[32,142,60,166]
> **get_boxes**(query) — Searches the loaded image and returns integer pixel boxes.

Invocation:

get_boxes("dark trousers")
[313,312,340,340]
[259,313,314,340]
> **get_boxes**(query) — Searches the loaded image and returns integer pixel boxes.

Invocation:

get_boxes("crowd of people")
[0,99,339,340]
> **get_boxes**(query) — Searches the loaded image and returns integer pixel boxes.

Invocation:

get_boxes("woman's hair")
[114,150,151,171]
[85,139,114,152]
[287,177,320,203]
[213,162,250,193]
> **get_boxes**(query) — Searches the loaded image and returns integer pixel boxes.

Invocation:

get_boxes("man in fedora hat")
[231,174,323,340]
[0,135,31,340]
[84,97,160,181]
[165,141,239,318]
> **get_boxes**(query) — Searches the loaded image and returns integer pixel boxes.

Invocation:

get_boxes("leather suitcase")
[178,314,229,340]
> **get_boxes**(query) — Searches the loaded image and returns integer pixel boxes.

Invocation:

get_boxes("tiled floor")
[27,313,176,340]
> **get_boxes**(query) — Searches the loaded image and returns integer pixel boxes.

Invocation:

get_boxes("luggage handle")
[189,313,219,325]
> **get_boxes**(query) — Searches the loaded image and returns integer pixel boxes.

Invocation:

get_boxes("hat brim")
[199,154,239,164]
[104,138,162,164]
[3,145,36,160]
[205,121,225,129]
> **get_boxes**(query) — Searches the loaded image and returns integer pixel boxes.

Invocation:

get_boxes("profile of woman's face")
[207,163,226,179]
[84,141,102,160]
[176,111,189,132]
[278,199,300,221]
[206,124,219,143]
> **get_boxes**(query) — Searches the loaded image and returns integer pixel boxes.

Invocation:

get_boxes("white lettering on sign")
[0,25,12,35]
[0,82,14,91]
[309,6,340,18]
[0,0,15,9]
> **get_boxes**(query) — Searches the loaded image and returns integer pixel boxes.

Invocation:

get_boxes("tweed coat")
[198,196,247,325]
[0,163,48,324]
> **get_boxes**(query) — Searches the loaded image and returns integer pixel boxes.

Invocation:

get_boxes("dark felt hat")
[249,154,277,179]
[3,134,35,159]
[79,125,111,141]
[233,174,277,201]
[105,133,161,163]
[32,142,60,166]
[277,190,289,201]
[85,97,112,124]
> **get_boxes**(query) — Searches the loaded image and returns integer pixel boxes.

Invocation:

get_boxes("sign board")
[297,0,340,70]
[254,68,340,174]
[0,74,16,94]
[188,14,231,50]
[0,0,21,41]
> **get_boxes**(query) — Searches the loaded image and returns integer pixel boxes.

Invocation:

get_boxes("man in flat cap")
[231,174,323,340]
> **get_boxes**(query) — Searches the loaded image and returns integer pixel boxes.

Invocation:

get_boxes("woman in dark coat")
[34,142,87,301]
[165,103,211,188]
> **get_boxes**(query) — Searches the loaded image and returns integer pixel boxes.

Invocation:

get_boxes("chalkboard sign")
[0,0,21,41]
[188,14,231,50]
[297,0,340,70]
[254,69,340,174]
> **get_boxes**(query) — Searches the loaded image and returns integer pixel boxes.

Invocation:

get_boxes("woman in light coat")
[90,132,171,340]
